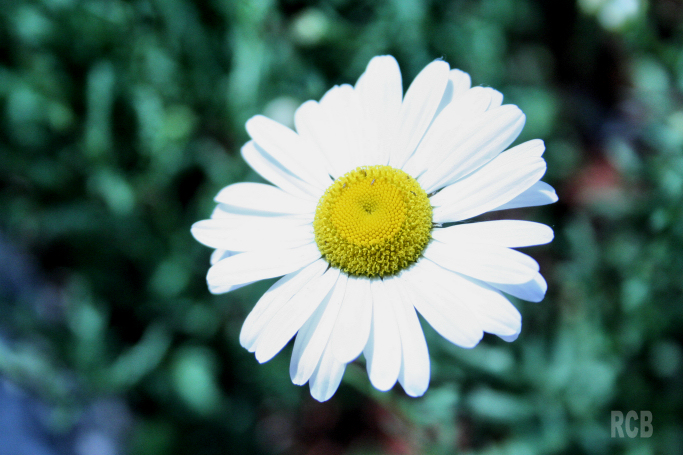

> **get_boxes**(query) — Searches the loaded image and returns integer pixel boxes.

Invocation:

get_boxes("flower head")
[192,56,556,401]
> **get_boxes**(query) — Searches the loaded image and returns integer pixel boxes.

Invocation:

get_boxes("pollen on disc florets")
[313,165,433,277]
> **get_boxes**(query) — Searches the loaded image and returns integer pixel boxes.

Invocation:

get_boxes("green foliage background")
[1,0,682,454]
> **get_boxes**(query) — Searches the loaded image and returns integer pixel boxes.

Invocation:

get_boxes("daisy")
[192,56,556,402]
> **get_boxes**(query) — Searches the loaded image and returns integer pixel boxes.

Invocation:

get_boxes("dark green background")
[1,0,682,454]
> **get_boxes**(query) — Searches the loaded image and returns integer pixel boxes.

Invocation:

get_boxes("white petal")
[210,248,230,266]
[206,243,320,293]
[510,138,546,157]
[383,277,430,397]
[492,273,548,303]
[191,217,313,251]
[241,141,321,199]
[214,182,317,215]
[309,341,346,402]
[449,69,472,96]
[456,86,496,112]
[498,332,520,342]
[431,220,554,248]
[210,205,230,219]
[254,267,340,363]
[331,276,373,364]
[418,105,527,193]
[294,99,347,178]
[239,259,328,350]
[206,250,253,293]
[355,55,403,165]
[246,115,331,190]
[431,146,547,224]
[446,273,522,340]
[363,279,401,392]
[401,260,483,348]
[290,273,348,385]
[214,211,309,225]
[423,240,538,285]
[488,88,504,108]
[492,181,558,211]
[210,205,310,222]
[389,60,451,169]
[434,69,472,117]
[467,87,502,109]
[403,87,497,177]
[318,84,365,176]
[210,206,310,222]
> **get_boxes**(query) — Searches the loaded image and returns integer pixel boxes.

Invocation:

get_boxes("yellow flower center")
[313,165,433,277]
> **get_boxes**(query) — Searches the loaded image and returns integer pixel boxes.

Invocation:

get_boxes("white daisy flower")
[192,56,557,402]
